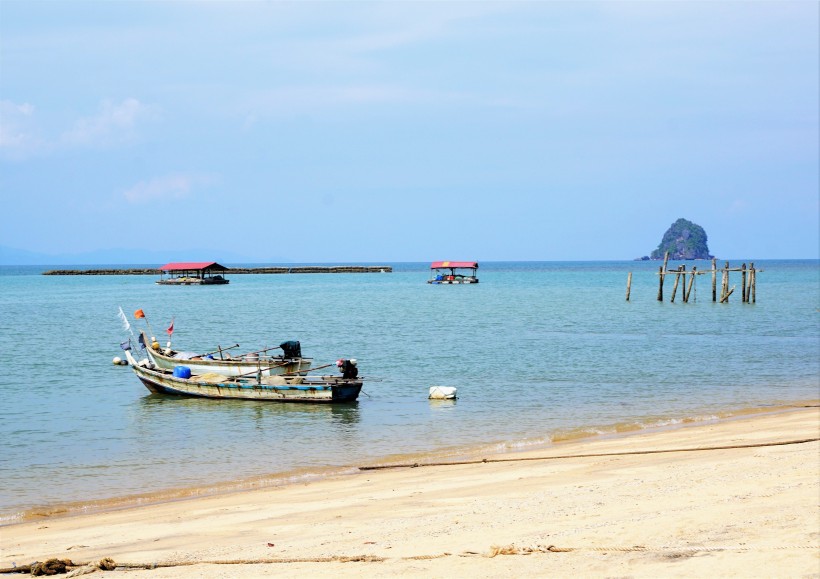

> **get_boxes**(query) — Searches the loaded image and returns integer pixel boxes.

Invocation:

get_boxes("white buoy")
[112,356,127,366]
[429,386,457,400]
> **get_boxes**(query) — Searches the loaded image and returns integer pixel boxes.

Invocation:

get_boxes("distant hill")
[646,218,713,260]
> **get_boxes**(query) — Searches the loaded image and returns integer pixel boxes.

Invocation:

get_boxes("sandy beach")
[2,406,818,578]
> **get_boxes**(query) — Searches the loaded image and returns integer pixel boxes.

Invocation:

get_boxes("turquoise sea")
[1,260,818,524]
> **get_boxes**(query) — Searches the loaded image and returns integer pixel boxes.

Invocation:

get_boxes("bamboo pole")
[670,266,682,303]
[237,345,284,358]
[711,257,717,302]
[750,263,756,303]
[685,266,696,302]
[720,285,735,303]
[720,267,725,302]
[657,252,670,301]
[741,263,748,303]
[626,272,632,302]
[657,266,664,301]
[721,261,730,302]
[282,362,335,376]
[198,344,239,359]
[235,359,304,378]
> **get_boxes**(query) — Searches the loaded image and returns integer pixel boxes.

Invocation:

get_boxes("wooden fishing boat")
[140,332,312,377]
[124,351,362,403]
[428,261,479,284]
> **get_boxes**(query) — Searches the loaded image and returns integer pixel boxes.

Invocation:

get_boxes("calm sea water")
[1,260,817,523]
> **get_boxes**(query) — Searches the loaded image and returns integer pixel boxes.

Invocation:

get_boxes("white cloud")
[62,98,153,146]
[0,100,44,159]
[123,174,211,204]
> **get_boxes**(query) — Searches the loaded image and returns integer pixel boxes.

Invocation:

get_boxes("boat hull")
[130,361,362,403]
[427,278,478,284]
[156,278,229,285]
[144,346,312,377]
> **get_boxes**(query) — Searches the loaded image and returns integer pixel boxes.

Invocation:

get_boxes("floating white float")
[429,386,457,400]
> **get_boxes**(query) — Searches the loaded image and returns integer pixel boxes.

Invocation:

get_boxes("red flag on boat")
[166,318,174,336]
[134,309,145,319]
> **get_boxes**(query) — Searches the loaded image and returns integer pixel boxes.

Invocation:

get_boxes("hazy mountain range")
[0,245,287,266]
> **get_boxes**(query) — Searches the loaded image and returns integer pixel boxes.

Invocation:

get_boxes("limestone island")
[636,218,714,260]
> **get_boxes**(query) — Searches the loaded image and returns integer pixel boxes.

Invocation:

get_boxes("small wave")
[5,400,815,526]
[3,465,361,526]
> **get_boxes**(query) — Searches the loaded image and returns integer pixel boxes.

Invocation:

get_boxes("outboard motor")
[279,340,302,359]
[337,358,358,379]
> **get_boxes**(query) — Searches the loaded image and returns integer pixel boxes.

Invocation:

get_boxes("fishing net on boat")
[262,376,304,385]
[197,373,228,383]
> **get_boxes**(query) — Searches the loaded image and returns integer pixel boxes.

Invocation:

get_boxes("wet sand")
[2,406,818,578]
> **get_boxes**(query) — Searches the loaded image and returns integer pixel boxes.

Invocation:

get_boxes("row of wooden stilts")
[625,254,760,303]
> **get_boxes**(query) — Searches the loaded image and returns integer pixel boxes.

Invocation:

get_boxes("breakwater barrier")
[43,266,392,275]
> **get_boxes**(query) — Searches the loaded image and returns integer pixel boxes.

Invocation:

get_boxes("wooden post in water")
[741,263,748,303]
[626,272,632,301]
[670,265,682,303]
[657,266,664,301]
[721,261,730,302]
[685,266,696,302]
[657,252,670,301]
[711,258,717,302]
[720,263,726,302]
[750,262,756,303]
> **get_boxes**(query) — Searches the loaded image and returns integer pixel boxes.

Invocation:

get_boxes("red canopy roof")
[159,262,228,272]
[430,261,478,269]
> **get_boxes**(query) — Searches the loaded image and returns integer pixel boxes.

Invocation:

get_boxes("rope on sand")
[483,543,820,556]
[0,556,386,575]
[6,544,819,575]
[358,437,820,471]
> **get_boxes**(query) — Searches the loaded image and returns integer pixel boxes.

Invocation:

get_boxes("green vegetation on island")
[642,218,713,260]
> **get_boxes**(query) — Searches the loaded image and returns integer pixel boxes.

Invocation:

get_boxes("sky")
[1,1,818,264]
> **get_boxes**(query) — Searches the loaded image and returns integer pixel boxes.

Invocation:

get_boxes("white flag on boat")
[118,306,133,335]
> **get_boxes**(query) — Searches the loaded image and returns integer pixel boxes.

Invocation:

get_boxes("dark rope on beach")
[358,437,820,471]
[0,556,386,575]
[6,543,820,574]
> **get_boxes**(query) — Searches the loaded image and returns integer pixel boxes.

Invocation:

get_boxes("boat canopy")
[430,261,478,270]
[159,262,228,272]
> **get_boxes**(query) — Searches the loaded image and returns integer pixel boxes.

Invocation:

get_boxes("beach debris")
[0,558,119,577]
[266,543,275,547]
[30,558,73,575]
[488,545,519,557]
[64,558,116,577]
[429,386,457,400]
[65,564,97,577]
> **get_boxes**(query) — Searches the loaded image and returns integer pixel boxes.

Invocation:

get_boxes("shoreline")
[3,406,817,577]
[3,400,817,526]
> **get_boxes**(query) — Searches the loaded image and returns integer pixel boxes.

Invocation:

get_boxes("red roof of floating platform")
[159,262,229,272]
[430,261,478,269]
